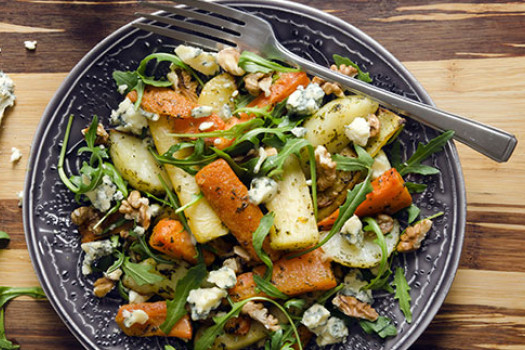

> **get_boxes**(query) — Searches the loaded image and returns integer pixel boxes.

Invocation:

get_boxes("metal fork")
[133,0,517,162]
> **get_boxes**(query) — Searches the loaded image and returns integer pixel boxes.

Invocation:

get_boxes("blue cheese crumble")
[0,71,16,125]
[24,40,37,51]
[301,304,330,331]
[10,147,22,163]
[315,317,349,346]
[286,83,325,117]
[340,269,373,304]
[139,108,159,122]
[81,239,114,275]
[191,105,213,118]
[122,309,149,328]
[207,266,237,289]
[186,287,227,320]
[85,175,122,212]
[110,98,148,135]
[340,215,364,247]
[248,177,278,205]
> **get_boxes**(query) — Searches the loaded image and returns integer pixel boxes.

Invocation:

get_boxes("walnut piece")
[332,295,378,322]
[244,72,273,97]
[119,190,152,229]
[168,69,198,102]
[81,123,109,145]
[242,301,280,332]
[312,63,359,98]
[217,48,246,76]
[315,145,337,192]
[397,219,433,253]
[366,113,381,138]
[376,214,394,234]
[93,276,115,298]
[71,206,103,236]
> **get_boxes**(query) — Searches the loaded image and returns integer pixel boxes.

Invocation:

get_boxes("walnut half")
[397,219,433,253]
[119,191,152,229]
[241,301,280,332]
[93,276,116,298]
[332,295,378,322]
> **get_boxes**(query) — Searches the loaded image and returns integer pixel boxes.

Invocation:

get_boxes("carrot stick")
[128,86,196,118]
[248,72,310,108]
[317,168,413,230]
[149,218,214,265]
[228,248,337,301]
[115,302,192,339]
[195,159,280,262]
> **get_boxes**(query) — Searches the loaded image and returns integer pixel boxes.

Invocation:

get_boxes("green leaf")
[333,145,374,172]
[253,275,289,299]
[0,287,46,310]
[390,141,402,169]
[136,52,203,86]
[288,172,373,259]
[406,204,421,224]
[238,51,299,74]
[359,316,398,338]
[392,267,412,323]
[121,258,164,286]
[252,213,276,278]
[317,283,344,305]
[0,231,10,249]
[283,299,306,311]
[362,217,389,290]
[112,70,139,94]
[398,130,454,176]
[260,138,311,178]
[333,54,373,83]
[401,164,440,176]
[102,162,128,198]
[405,182,427,193]
[160,263,207,334]
[164,346,177,350]
[0,310,20,349]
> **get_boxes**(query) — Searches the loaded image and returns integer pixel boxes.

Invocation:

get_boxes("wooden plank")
[0,249,41,286]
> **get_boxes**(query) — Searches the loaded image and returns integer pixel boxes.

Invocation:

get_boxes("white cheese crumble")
[301,304,331,331]
[340,215,364,247]
[117,84,128,95]
[128,290,149,305]
[344,117,370,147]
[175,45,219,76]
[371,151,392,180]
[17,190,23,207]
[122,309,149,328]
[24,40,37,51]
[340,269,373,304]
[10,147,22,163]
[253,147,268,174]
[104,268,123,281]
[198,121,215,131]
[207,266,237,289]
[110,97,148,135]
[0,71,16,125]
[80,239,114,275]
[85,175,119,212]
[220,104,232,120]
[191,105,213,118]
[315,317,349,346]
[248,177,278,205]
[139,108,160,122]
[286,83,325,116]
[290,126,308,138]
[314,145,333,168]
[186,287,227,320]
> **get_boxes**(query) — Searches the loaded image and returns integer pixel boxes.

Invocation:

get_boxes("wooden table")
[1,0,524,349]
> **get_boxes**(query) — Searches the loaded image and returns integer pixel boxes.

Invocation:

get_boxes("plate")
[23,1,466,349]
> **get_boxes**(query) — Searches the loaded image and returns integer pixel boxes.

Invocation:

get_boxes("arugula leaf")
[0,309,18,350]
[265,325,297,350]
[405,182,427,193]
[170,117,264,141]
[406,204,421,224]
[136,52,203,87]
[164,346,177,350]
[288,172,373,259]
[158,175,192,236]
[333,54,373,83]
[390,140,402,169]
[161,263,207,334]
[112,70,139,94]
[0,231,10,249]
[332,145,374,172]
[359,316,398,338]
[253,275,289,299]
[252,213,276,278]
[392,267,412,323]
[317,283,344,305]
[362,217,389,290]
[58,115,81,193]
[238,51,299,74]
[398,130,454,176]
[121,258,164,286]
[195,296,302,350]
[260,138,311,178]
[283,299,306,311]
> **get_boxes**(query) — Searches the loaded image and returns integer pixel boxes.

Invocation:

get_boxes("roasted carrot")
[354,168,412,217]
[149,218,215,265]
[248,72,310,109]
[128,86,196,119]
[115,302,192,339]
[195,159,280,262]
[228,248,337,301]
[317,168,413,230]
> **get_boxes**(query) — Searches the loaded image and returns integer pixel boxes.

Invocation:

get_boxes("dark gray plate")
[23,1,466,349]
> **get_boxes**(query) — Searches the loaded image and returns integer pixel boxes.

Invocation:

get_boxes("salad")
[58,44,453,349]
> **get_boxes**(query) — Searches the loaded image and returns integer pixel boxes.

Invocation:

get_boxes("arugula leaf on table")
[0,231,10,249]
[121,258,164,286]
[0,309,18,350]
[392,267,412,323]
[405,182,427,193]
[160,263,207,334]
[359,316,398,338]
[333,54,373,83]
[397,130,454,176]
[238,51,299,74]
[332,145,374,172]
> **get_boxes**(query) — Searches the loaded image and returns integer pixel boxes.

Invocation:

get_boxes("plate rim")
[23,1,466,349]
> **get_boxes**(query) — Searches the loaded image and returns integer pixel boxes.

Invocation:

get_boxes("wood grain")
[0,0,524,349]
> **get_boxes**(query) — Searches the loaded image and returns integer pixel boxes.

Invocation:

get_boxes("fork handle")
[277,45,517,162]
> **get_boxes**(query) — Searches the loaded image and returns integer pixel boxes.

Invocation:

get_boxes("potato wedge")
[266,155,319,250]
[175,45,219,76]
[303,96,379,153]
[321,220,400,268]
[147,116,229,243]
[198,73,237,120]
[366,107,405,157]
[108,130,170,195]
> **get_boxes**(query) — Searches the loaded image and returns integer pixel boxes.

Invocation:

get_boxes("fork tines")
[134,0,249,51]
